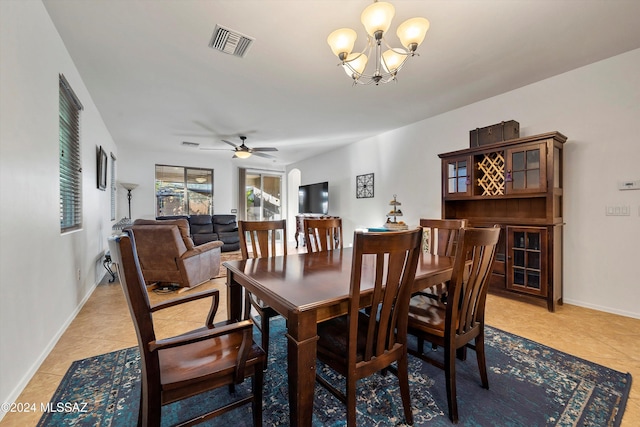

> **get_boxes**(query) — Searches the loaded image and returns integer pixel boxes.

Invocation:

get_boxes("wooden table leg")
[226,271,243,322]
[285,311,319,427]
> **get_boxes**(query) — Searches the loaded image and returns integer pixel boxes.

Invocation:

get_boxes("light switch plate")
[606,205,631,216]
[618,180,640,190]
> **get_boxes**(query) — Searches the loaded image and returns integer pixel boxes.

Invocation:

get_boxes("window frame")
[155,165,214,217]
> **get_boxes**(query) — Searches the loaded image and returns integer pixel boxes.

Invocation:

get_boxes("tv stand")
[295,214,335,248]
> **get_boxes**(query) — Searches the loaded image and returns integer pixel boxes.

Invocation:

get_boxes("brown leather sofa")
[128,218,223,290]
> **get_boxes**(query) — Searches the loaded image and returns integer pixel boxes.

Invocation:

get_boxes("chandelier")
[327,0,430,85]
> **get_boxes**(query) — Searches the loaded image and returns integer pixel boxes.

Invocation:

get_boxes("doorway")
[245,172,283,221]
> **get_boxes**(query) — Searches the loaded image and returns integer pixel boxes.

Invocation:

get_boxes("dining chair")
[315,228,423,427]
[303,217,343,252]
[414,218,467,312]
[420,218,468,257]
[413,219,468,352]
[109,230,265,426]
[238,219,287,360]
[407,226,500,423]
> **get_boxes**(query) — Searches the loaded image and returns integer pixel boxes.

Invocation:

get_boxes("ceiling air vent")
[181,141,199,148]
[209,24,254,58]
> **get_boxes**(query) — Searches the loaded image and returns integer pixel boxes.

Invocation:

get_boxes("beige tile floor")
[2,276,638,426]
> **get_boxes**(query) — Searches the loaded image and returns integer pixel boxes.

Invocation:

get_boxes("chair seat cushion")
[158,329,263,391]
[317,311,371,364]
[408,294,446,337]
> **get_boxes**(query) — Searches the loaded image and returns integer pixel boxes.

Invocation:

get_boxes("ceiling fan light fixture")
[235,150,252,159]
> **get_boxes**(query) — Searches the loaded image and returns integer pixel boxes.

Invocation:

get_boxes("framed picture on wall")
[97,146,107,190]
[356,173,374,198]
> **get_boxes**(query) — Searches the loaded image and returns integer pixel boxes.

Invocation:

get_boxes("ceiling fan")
[200,136,277,159]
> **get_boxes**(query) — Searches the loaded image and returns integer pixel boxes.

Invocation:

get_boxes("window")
[59,74,83,232]
[110,153,116,220]
[155,165,213,217]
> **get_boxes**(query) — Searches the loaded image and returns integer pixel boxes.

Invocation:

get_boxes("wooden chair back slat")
[348,229,423,364]
[238,220,287,260]
[304,218,343,252]
[419,218,467,256]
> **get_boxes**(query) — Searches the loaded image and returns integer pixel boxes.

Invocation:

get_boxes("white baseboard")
[0,281,98,421]
[563,298,640,320]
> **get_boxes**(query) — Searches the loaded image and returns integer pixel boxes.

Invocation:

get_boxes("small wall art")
[356,173,374,198]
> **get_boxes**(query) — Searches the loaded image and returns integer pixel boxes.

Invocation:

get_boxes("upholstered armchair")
[129,219,223,290]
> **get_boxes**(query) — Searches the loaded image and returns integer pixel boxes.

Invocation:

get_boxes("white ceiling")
[43,0,640,166]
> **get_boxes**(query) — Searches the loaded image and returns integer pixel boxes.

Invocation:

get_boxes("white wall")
[290,48,640,319]
[0,1,119,413]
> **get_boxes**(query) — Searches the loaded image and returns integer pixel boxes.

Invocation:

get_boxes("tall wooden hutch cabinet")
[439,132,567,311]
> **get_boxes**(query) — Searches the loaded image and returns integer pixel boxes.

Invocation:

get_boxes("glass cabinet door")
[444,156,472,197]
[505,143,547,193]
[506,226,548,297]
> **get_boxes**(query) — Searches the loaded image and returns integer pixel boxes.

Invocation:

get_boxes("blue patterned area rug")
[38,318,631,426]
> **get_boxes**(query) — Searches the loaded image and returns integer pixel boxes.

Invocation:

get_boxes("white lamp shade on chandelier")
[360,1,395,36]
[327,28,357,59]
[397,17,430,49]
[343,53,368,77]
[327,0,430,85]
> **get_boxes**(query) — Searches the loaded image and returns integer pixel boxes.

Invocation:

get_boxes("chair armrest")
[150,288,219,311]
[149,319,253,352]
[193,239,224,252]
[181,240,224,258]
[151,288,219,326]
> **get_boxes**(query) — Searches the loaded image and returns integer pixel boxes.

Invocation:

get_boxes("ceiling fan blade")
[252,151,276,159]
[221,139,239,148]
[200,148,233,151]
[251,147,278,152]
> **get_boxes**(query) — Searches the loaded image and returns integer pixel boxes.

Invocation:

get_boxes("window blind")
[110,153,116,220]
[59,74,83,232]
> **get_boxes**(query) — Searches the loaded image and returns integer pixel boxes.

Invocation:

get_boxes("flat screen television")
[298,181,329,214]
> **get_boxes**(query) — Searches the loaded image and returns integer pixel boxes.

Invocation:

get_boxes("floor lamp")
[120,182,138,219]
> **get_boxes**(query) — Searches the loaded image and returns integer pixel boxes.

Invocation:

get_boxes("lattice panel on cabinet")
[477,152,505,195]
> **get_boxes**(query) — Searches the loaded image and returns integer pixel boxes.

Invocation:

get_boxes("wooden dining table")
[224,248,455,427]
